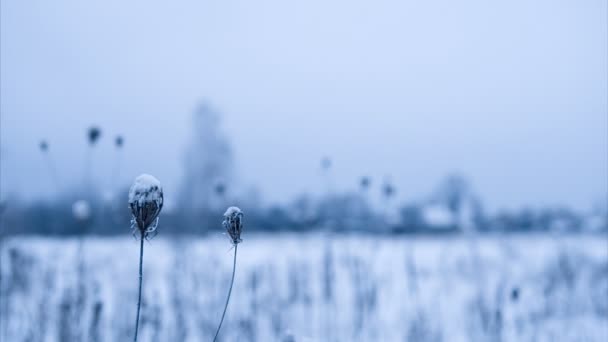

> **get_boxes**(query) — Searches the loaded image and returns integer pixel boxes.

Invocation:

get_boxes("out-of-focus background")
[1,1,607,341]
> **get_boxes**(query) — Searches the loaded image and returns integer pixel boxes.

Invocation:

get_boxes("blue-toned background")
[1,1,606,341]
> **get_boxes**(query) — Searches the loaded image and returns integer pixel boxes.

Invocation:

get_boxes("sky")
[1,0,607,212]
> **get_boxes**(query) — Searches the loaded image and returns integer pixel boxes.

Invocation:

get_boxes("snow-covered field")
[1,234,607,342]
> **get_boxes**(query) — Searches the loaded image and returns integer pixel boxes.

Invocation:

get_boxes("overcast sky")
[1,0,606,212]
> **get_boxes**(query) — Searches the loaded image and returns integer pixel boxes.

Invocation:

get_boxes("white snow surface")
[128,174,162,205]
[423,205,454,228]
[1,234,607,342]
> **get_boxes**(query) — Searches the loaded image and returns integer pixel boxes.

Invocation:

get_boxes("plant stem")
[133,232,144,342]
[213,244,238,342]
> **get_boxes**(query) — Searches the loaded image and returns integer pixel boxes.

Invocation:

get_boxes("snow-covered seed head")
[129,174,163,237]
[222,206,243,245]
[72,200,91,222]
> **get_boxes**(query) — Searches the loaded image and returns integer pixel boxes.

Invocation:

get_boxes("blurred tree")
[397,204,425,234]
[178,103,234,231]
[434,174,469,217]
[432,173,484,231]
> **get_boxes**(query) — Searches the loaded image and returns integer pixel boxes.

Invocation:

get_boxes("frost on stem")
[223,206,243,245]
[129,174,163,239]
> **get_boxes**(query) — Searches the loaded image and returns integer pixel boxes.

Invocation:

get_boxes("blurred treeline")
[0,103,606,236]
[1,178,605,236]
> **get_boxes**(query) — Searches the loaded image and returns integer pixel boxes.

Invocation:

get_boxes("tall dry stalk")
[133,231,145,342]
[128,174,164,342]
[213,206,243,342]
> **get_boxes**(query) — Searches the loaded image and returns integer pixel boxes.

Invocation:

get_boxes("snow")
[128,174,163,206]
[1,234,606,342]
[72,200,91,221]
[422,205,454,228]
[224,206,243,217]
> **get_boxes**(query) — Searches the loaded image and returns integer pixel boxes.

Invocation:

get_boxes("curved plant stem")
[213,244,238,342]
[133,232,144,342]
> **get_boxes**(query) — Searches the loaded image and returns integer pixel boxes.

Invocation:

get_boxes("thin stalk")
[112,148,122,193]
[133,232,144,342]
[75,237,86,341]
[213,244,238,342]
[43,153,62,192]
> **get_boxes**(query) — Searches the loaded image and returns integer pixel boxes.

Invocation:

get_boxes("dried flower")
[382,179,395,199]
[129,174,163,238]
[360,176,371,190]
[39,140,49,152]
[215,181,226,196]
[88,126,102,145]
[129,174,163,342]
[223,206,243,245]
[214,206,244,341]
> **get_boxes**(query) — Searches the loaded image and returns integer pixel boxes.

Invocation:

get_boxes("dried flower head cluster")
[223,206,243,245]
[129,174,163,238]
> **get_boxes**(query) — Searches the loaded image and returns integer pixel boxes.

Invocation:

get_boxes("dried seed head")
[129,174,163,238]
[88,126,102,145]
[115,135,124,148]
[360,176,371,190]
[382,179,395,198]
[215,181,226,196]
[39,140,49,152]
[222,206,243,245]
